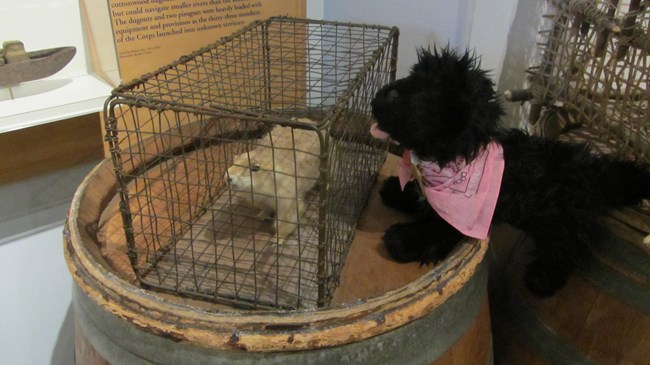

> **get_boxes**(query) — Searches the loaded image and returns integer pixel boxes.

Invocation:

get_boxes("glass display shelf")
[0,74,111,134]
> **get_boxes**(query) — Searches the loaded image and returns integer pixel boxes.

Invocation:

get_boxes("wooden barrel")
[64,156,493,365]
[488,210,650,365]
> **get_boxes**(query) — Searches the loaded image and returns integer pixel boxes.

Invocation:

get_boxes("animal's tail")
[585,153,650,207]
[531,135,650,211]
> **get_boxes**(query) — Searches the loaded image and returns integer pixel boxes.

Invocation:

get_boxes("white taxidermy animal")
[226,118,321,242]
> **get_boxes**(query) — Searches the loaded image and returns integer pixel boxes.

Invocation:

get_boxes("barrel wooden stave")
[72,266,489,365]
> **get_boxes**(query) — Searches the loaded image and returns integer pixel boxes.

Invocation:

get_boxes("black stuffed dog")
[370,47,650,297]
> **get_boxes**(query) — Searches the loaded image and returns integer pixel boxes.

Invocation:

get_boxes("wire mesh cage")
[104,17,399,309]
[527,0,649,161]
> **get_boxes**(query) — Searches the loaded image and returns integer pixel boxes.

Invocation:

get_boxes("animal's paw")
[383,222,444,264]
[524,259,569,297]
[383,223,422,262]
[379,177,423,214]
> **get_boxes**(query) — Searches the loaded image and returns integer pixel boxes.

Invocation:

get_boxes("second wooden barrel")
[489,208,650,365]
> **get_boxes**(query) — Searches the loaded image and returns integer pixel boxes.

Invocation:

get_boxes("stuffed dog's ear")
[386,89,399,102]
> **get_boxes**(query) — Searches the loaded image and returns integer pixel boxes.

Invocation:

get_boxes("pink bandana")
[398,142,505,239]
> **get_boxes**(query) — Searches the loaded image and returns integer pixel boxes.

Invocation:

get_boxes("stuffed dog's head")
[371,47,504,165]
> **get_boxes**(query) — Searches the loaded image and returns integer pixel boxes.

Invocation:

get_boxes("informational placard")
[103,0,305,82]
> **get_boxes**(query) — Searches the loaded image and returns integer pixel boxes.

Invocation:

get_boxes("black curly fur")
[372,47,650,297]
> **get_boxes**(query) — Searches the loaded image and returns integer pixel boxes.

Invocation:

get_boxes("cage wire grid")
[529,0,649,161]
[105,17,399,309]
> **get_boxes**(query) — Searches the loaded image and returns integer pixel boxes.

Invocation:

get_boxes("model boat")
[0,40,76,87]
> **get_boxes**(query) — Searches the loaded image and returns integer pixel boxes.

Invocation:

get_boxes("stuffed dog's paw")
[524,259,570,297]
[383,222,431,263]
[379,177,424,214]
[382,220,461,264]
